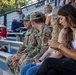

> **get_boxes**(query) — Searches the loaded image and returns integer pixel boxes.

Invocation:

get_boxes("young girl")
[0,25,6,40]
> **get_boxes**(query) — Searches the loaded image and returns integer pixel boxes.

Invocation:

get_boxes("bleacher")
[0,0,55,75]
[0,0,55,30]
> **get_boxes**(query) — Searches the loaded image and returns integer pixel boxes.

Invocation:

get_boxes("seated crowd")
[0,0,76,75]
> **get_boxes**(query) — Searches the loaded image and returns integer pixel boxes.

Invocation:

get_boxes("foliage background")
[0,0,36,15]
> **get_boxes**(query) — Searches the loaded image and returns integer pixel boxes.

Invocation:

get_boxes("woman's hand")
[35,62,42,65]
[48,40,60,49]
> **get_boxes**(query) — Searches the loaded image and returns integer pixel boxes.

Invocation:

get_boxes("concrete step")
[0,69,14,75]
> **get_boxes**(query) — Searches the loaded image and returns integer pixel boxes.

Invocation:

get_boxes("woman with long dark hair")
[35,4,76,75]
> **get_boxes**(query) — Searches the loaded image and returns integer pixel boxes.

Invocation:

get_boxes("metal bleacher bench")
[7,32,25,41]
[16,27,27,32]
[0,40,23,63]
[0,51,13,63]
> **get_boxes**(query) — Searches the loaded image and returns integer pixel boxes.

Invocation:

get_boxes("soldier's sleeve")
[30,33,38,47]
[42,27,52,46]
[20,29,38,54]
[18,37,26,53]
[29,28,38,47]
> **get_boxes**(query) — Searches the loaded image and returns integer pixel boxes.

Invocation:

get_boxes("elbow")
[72,57,76,61]
[71,55,76,61]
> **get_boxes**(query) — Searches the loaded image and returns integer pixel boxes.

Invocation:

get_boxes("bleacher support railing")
[0,0,55,29]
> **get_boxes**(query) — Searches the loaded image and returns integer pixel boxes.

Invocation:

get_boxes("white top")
[17,13,25,21]
[47,13,52,17]
[72,39,76,50]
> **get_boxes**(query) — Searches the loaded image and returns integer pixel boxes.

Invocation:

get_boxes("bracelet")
[58,44,62,49]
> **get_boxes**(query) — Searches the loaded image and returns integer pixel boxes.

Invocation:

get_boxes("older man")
[11,8,25,32]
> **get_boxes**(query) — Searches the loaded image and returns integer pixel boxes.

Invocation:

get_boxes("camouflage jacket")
[27,24,52,59]
[18,28,38,53]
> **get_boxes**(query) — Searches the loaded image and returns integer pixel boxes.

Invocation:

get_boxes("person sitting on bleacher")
[7,14,39,75]
[11,8,25,32]
[0,24,7,52]
[44,4,52,27]
[0,24,6,40]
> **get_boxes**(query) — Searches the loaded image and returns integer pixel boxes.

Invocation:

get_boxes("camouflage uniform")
[7,15,38,75]
[20,12,52,67]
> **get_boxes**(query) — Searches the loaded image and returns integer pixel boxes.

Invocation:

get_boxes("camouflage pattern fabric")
[19,24,52,68]
[7,28,38,75]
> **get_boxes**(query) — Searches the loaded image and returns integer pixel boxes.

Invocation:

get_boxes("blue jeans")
[20,63,40,75]
[55,0,57,6]
[11,21,24,32]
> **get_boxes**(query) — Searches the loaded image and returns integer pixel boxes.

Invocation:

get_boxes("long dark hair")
[58,4,76,50]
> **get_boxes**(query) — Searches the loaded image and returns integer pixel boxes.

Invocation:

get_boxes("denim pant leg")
[55,0,57,6]
[11,21,24,32]
[35,58,76,75]
[26,65,40,75]
[20,63,35,75]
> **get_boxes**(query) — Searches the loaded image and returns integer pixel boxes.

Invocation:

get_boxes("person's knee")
[47,69,57,75]
[26,67,35,75]
[20,66,26,75]
[26,65,40,75]
[20,63,35,75]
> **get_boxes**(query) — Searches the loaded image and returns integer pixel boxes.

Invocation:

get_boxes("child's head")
[0,25,6,30]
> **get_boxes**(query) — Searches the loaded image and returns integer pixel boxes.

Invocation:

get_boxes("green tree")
[0,0,36,15]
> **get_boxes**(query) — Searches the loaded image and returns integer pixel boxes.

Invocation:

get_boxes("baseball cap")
[24,15,30,21]
[0,25,5,28]
[30,12,43,21]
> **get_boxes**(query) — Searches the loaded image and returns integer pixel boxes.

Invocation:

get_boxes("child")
[0,24,7,40]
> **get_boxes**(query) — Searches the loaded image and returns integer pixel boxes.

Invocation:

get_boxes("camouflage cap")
[30,12,43,21]
[24,15,30,21]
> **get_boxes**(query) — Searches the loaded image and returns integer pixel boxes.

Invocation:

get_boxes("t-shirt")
[17,13,25,21]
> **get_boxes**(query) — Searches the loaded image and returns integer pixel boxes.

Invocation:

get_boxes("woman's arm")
[48,28,76,60]
[39,47,51,61]
[45,16,51,26]
[58,44,76,60]
[50,51,63,58]
[58,28,76,60]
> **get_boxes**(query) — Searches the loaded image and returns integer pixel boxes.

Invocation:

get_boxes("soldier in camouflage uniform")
[20,7,62,75]
[7,15,38,75]
[20,12,52,68]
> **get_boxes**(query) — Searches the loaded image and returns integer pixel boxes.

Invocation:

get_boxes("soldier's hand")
[32,61,36,65]
[11,61,18,67]
[35,62,42,65]
[32,61,42,65]
[12,53,26,61]
[19,53,26,57]
[12,54,18,61]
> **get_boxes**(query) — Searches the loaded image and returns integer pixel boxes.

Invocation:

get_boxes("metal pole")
[4,14,7,26]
